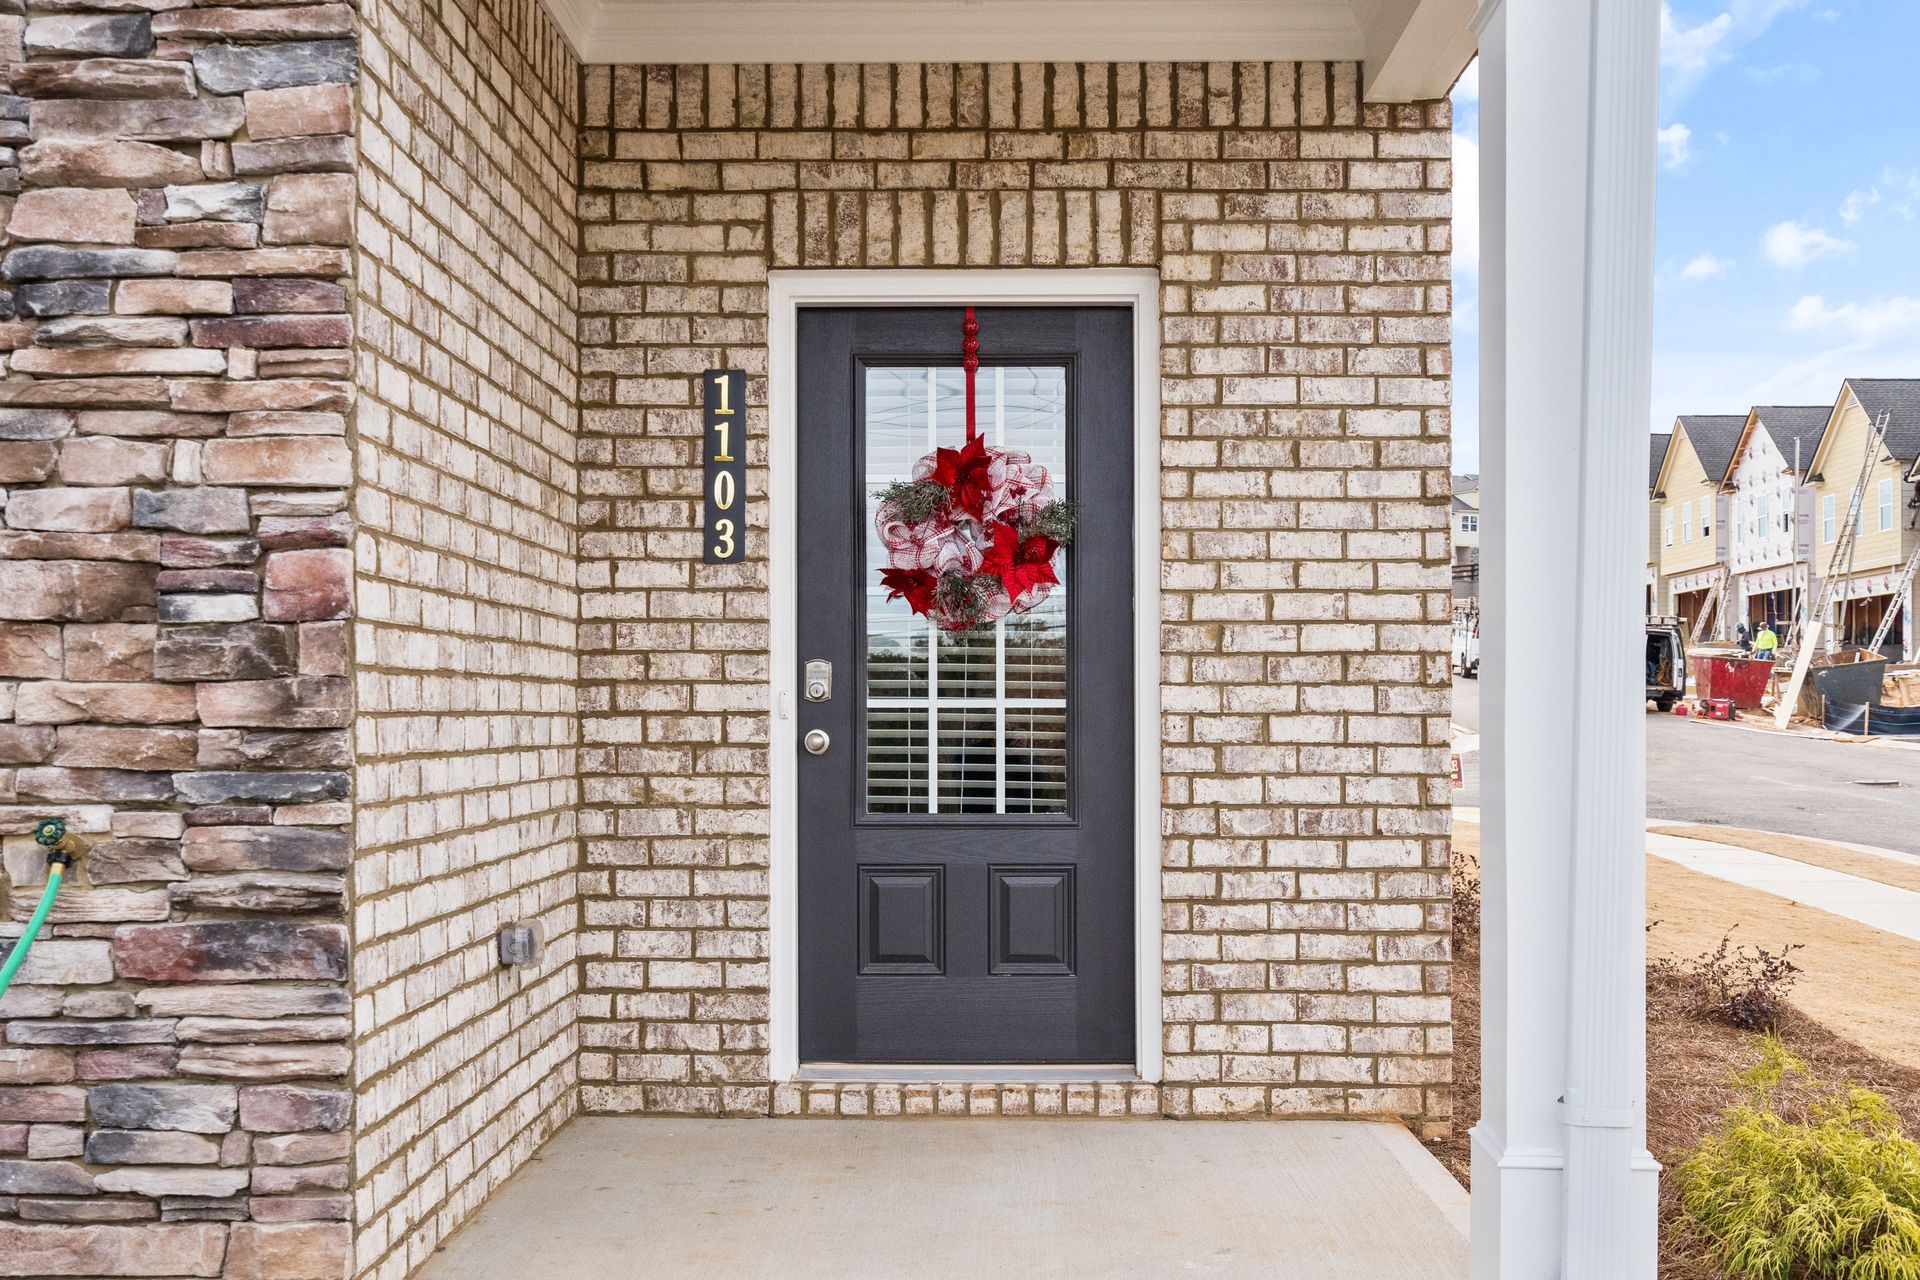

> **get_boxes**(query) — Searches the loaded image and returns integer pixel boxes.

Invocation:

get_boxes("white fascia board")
[574,0,1354,65]
[1355,0,1478,100]
[552,0,1476,100]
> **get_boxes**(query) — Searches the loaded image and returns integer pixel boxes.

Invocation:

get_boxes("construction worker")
[1754,620,1780,661]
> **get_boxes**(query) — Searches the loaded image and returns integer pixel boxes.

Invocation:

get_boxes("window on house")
[863,365,1069,815]
[1822,494,1836,543]
[1681,500,1692,542]
[1461,514,1478,533]
[1758,494,1770,536]
[1700,501,1711,537]
[1664,511,1673,547]
[1881,477,1895,532]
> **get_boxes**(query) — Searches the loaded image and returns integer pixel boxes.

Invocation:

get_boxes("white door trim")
[766,268,1163,1083]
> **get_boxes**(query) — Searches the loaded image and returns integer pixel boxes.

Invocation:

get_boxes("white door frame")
[765,268,1163,1082]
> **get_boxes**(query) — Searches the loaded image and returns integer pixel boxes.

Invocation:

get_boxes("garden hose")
[0,818,81,1001]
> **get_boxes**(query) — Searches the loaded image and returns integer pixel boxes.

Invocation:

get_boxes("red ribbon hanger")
[962,306,979,441]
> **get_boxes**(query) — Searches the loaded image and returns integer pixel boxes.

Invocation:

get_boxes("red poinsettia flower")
[879,566,938,616]
[979,523,1060,601]
[928,433,995,522]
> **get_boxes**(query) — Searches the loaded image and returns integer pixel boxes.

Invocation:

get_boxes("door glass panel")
[864,364,1069,816]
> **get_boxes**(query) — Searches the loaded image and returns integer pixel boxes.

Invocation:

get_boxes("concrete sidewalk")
[412,1117,1470,1280]
[1645,830,1920,943]
[1453,807,1920,943]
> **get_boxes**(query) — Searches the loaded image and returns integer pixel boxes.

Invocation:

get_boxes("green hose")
[0,866,66,999]
[0,818,77,1001]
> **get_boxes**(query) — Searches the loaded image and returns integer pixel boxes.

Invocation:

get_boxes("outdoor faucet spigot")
[1,818,83,1000]
[32,817,84,866]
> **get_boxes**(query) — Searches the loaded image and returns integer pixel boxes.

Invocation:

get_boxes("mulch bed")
[1427,919,1920,1278]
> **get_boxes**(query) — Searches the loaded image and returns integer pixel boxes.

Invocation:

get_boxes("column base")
[1468,1124,1660,1277]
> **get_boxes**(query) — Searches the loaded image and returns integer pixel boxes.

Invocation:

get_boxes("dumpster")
[1688,653,1775,709]
[1810,648,1888,708]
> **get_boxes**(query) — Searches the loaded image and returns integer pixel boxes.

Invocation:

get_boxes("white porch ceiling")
[546,0,1477,101]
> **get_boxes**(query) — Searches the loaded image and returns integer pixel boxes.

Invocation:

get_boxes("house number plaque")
[702,369,746,564]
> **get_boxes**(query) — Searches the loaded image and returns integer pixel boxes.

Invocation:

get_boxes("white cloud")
[1788,294,1920,343]
[1743,62,1819,85]
[1452,59,1478,104]
[1660,0,1811,101]
[1452,293,1478,338]
[1881,168,1920,220]
[1761,219,1853,268]
[1680,253,1734,281]
[1839,187,1881,225]
[1684,294,1920,419]
[1450,129,1478,281]
[1660,4,1735,87]
[1833,170,1920,226]
[1657,123,1694,171]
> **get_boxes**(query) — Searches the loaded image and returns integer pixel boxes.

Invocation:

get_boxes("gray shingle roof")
[1452,495,1474,513]
[1845,379,1920,464]
[1750,406,1830,476]
[1676,415,1747,487]
[1649,432,1670,491]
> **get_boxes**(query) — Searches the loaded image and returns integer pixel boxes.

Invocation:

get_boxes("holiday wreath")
[875,309,1075,633]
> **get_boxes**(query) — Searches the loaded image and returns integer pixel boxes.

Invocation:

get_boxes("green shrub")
[1677,1035,1920,1280]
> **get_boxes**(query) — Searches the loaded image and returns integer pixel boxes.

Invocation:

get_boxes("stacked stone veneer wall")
[576,62,1455,1128]
[0,0,359,1275]
[349,0,580,1274]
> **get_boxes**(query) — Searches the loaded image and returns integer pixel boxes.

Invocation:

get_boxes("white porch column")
[1470,0,1660,1276]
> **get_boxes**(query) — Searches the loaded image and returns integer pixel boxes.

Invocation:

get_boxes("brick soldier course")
[0,0,1455,1269]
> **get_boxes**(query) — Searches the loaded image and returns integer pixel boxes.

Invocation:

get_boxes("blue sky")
[1449,0,1920,473]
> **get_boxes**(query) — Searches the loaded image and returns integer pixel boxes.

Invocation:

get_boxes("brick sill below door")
[795,1064,1138,1083]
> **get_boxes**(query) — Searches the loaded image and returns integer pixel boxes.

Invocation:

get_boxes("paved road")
[1450,676,1920,854]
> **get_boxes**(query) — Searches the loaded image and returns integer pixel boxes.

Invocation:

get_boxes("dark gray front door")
[797,306,1135,1065]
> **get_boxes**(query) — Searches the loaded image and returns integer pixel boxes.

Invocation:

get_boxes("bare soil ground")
[1434,819,1920,1279]
[1644,845,1920,1070]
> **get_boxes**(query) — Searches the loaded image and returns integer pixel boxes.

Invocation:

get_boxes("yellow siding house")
[1808,379,1920,656]
[1648,432,1670,614]
[1654,415,1745,634]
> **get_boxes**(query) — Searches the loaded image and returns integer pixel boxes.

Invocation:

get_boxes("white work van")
[1645,615,1690,711]
[1452,609,1480,679]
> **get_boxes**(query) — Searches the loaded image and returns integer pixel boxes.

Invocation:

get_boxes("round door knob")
[803,729,830,756]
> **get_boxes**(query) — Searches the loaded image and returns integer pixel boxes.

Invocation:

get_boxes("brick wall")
[575,61,1455,1129]
[0,0,358,1274]
[2,40,1455,1275]
[349,0,579,1274]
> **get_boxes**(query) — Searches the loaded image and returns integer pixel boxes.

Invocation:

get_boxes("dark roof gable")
[1676,415,1747,486]
[1648,432,1670,491]
[1750,406,1830,474]
[1845,379,1920,464]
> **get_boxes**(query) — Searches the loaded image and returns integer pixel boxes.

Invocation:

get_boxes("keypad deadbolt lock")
[804,659,832,702]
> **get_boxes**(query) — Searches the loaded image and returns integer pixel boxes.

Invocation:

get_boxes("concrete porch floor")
[413,1117,1470,1279]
